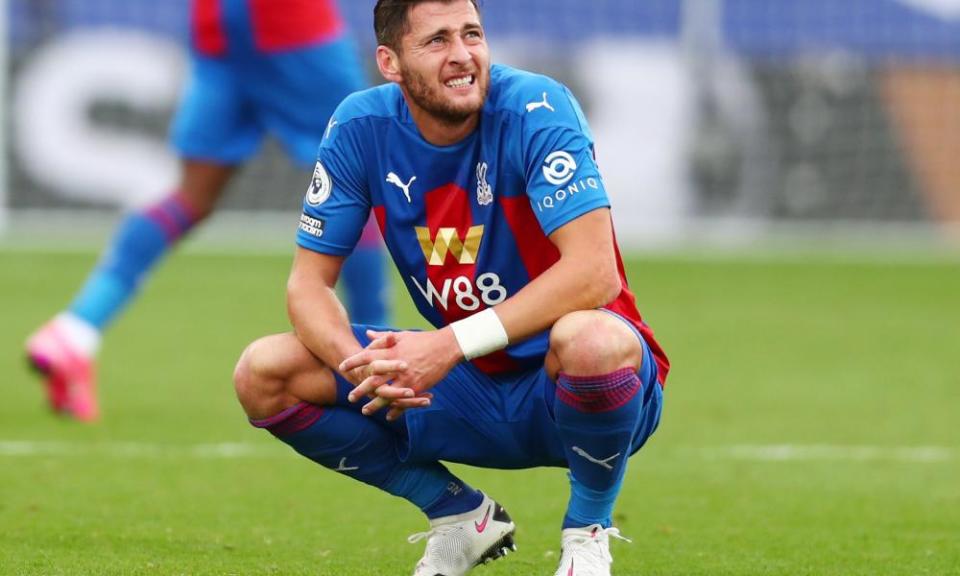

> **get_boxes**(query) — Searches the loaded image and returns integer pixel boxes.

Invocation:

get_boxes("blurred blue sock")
[69,193,197,330]
[340,243,389,326]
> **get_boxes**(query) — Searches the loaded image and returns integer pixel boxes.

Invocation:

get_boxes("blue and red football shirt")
[191,0,345,56]
[297,64,669,385]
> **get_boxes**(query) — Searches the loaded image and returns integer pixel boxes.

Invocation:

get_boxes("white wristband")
[450,308,509,360]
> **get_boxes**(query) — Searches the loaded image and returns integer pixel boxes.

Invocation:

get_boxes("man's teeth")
[446,75,473,88]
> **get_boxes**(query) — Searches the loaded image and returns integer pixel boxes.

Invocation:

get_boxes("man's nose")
[448,36,471,63]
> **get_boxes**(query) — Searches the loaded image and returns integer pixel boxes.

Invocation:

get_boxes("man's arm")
[286,247,362,368]
[441,206,620,372]
[494,207,621,343]
[288,247,419,402]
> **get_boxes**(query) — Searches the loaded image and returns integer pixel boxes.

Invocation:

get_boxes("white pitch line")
[0,440,284,459]
[0,441,955,463]
[703,444,955,463]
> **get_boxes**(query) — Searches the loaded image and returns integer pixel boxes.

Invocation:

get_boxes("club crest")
[476,162,493,206]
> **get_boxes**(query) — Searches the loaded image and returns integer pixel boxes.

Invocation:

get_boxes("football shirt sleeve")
[296,118,370,256]
[521,86,611,236]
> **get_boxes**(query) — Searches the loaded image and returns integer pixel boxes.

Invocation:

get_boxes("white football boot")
[553,524,631,576]
[408,493,516,576]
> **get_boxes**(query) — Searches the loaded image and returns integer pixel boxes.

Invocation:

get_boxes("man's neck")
[406,100,479,146]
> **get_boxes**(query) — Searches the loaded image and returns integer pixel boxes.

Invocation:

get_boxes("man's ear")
[376,45,402,84]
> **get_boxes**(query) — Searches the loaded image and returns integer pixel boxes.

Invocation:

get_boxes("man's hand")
[338,333,428,419]
[339,328,462,420]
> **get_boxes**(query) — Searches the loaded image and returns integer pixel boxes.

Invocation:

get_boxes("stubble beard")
[402,64,489,126]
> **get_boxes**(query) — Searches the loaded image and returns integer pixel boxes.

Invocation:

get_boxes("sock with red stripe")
[554,368,643,529]
[69,192,198,329]
[252,403,482,519]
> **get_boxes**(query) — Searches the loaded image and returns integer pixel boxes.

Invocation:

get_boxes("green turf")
[1,249,958,575]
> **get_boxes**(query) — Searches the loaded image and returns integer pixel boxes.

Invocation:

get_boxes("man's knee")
[233,336,284,414]
[548,310,642,377]
[234,332,338,419]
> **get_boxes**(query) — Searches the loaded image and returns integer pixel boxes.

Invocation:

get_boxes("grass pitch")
[1,248,958,575]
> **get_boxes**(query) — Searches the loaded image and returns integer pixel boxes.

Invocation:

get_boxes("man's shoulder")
[488,65,586,133]
[334,83,403,127]
[489,65,567,111]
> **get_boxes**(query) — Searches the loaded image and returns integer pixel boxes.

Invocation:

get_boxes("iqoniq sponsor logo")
[536,177,601,212]
[542,150,577,186]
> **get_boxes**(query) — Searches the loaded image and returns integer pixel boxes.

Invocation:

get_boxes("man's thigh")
[402,364,568,469]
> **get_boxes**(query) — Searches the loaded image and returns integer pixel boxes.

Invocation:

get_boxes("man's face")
[395,0,490,125]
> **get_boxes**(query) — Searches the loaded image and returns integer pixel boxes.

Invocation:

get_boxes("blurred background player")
[24,0,389,422]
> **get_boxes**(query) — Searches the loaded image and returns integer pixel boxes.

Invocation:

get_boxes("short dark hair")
[374,0,482,50]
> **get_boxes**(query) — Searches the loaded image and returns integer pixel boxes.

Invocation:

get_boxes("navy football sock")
[253,403,481,519]
[554,368,643,528]
[69,193,197,329]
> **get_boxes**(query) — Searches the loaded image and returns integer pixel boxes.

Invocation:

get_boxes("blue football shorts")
[333,313,664,470]
[170,38,365,167]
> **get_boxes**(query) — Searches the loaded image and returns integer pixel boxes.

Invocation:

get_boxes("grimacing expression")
[396,1,490,124]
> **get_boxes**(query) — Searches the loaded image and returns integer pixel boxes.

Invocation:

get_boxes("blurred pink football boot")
[25,316,100,422]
